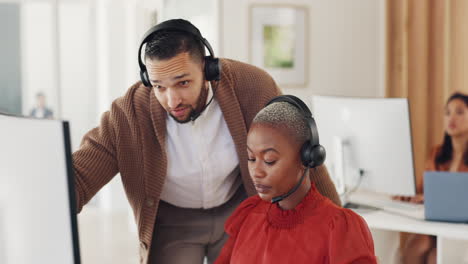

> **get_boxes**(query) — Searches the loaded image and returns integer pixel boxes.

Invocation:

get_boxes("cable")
[343,168,365,200]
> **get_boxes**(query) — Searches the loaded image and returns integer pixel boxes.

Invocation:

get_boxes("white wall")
[160,0,221,55]
[21,2,58,116]
[20,0,96,150]
[59,1,96,151]
[221,0,386,99]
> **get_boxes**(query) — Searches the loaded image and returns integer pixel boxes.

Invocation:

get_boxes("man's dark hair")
[144,30,205,64]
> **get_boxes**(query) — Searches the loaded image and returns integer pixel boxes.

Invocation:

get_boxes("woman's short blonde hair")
[252,102,310,146]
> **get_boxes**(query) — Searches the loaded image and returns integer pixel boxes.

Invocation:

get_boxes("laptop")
[424,171,468,223]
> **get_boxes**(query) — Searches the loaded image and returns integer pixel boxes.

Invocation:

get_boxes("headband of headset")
[138,19,216,68]
[138,19,221,86]
[265,95,320,147]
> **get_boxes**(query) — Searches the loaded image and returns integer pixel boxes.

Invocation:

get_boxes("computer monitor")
[311,96,416,196]
[0,113,80,264]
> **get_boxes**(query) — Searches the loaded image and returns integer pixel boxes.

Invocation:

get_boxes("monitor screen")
[311,96,416,196]
[0,114,80,264]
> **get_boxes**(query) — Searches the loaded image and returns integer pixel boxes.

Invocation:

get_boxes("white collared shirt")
[34,108,45,118]
[160,85,241,209]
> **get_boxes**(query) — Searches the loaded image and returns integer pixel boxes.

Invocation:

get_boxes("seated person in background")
[394,92,468,264]
[215,95,377,264]
[29,92,53,119]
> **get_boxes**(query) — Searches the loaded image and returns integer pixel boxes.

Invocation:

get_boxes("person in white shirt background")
[29,92,53,119]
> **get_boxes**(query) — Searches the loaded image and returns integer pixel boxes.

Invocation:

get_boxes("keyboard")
[347,190,425,220]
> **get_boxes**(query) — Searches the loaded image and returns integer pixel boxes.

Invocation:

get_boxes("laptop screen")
[424,171,468,223]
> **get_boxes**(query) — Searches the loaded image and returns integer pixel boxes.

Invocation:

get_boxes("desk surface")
[357,209,468,240]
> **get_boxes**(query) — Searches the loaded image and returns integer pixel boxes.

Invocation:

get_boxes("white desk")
[357,209,468,264]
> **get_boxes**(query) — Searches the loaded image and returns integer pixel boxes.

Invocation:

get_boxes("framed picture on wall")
[249,5,308,88]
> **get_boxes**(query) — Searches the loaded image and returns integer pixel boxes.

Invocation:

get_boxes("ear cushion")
[301,142,326,168]
[204,56,221,81]
[140,69,151,87]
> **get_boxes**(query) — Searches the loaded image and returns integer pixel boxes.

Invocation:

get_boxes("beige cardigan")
[72,59,341,263]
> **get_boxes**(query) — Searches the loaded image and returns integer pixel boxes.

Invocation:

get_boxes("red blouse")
[215,185,377,264]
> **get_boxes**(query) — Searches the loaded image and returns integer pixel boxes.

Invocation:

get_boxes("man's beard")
[169,82,209,124]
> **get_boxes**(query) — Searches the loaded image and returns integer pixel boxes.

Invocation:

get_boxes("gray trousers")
[148,186,247,264]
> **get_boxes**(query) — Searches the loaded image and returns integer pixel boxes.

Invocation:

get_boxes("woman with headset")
[215,95,377,264]
[394,92,468,264]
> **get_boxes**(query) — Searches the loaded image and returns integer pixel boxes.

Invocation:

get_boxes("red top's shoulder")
[224,195,262,237]
[326,208,377,264]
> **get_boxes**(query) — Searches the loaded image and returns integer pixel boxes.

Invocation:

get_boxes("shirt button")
[146,198,155,207]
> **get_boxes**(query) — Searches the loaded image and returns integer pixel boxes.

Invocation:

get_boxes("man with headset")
[72,19,340,264]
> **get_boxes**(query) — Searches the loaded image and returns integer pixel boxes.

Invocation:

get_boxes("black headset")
[137,19,221,88]
[265,95,326,169]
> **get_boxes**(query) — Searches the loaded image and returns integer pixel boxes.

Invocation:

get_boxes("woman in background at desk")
[215,95,377,264]
[394,92,468,264]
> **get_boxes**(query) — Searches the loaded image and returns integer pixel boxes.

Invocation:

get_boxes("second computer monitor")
[311,96,416,196]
